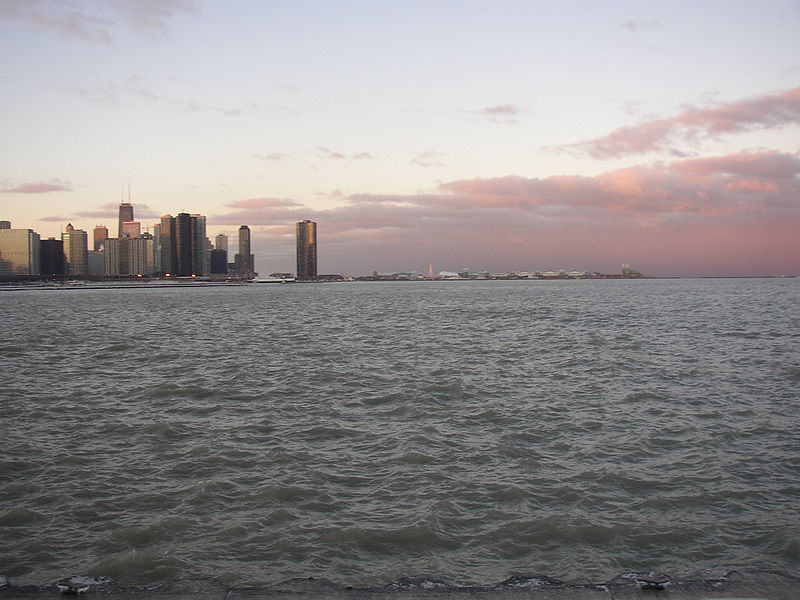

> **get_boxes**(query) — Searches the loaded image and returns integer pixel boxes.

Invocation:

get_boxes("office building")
[0,228,40,275]
[131,233,155,276]
[118,202,134,237]
[215,233,228,253]
[104,237,131,276]
[40,238,65,276]
[93,225,108,251]
[62,224,88,276]
[156,213,208,276]
[210,249,228,274]
[296,220,317,280]
[234,225,254,277]
[121,221,141,238]
[191,214,208,277]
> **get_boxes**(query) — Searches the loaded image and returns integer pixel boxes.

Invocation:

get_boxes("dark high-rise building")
[39,238,65,276]
[156,213,208,277]
[174,213,194,276]
[210,249,228,274]
[93,225,108,251]
[118,202,134,237]
[234,225,254,277]
[296,220,317,280]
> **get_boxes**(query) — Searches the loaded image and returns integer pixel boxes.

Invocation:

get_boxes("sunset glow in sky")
[1,0,798,276]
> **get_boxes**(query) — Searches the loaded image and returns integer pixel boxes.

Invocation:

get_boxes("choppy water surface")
[1,278,799,586]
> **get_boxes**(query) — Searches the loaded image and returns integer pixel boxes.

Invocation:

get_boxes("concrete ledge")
[1,570,798,600]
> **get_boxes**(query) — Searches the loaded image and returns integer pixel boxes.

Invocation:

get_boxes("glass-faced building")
[296,220,317,280]
[0,229,41,275]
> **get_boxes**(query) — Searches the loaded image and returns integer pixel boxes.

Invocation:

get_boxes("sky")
[1,0,798,277]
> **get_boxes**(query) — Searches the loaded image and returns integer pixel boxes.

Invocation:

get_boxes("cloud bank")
[213,150,800,277]
[550,87,800,159]
[0,179,72,194]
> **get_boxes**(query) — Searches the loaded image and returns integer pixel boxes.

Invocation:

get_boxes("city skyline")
[1,1,799,277]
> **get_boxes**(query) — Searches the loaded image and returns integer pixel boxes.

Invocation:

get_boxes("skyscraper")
[62,224,88,276]
[93,225,108,251]
[156,213,208,276]
[0,228,40,275]
[215,233,228,252]
[234,225,254,277]
[296,220,317,280]
[118,202,134,237]
[39,238,65,276]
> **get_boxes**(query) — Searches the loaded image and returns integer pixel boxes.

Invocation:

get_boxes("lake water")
[1,278,798,586]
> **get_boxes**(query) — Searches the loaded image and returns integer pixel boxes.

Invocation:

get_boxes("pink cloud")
[551,87,800,158]
[476,105,520,116]
[472,104,522,124]
[216,150,799,276]
[228,198,302,210]
[0,179,72,194]
[315,147,374,160]
[254,153,291,161]
[0,0,198,43]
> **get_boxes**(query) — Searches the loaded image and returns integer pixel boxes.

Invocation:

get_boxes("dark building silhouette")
[118,202,134,238]
[296,220,317,280]
[210,249,228,274]
[39,238,65,276]
[156,213,208,276]
[175,212,194,276]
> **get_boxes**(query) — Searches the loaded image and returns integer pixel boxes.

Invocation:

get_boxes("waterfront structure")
[118,202,134,237]
[104,237,131,276]
[156,215,175,275]
[234,225,254,278]
[0,228,41,275]
[296,220,317,280]
[62,224,88,276]
[39,238,65,276]
[191,214,208,277]
[131,233,155,276]
[155,213,208,276]
[105,233,156,276]
[210,248,228,274]
[93,225,108,252]
[87,251,105,276]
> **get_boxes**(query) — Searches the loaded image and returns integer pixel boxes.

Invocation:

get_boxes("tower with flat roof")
[296,220,317,280]
[118,202,134,237]
[234,225,254,277]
